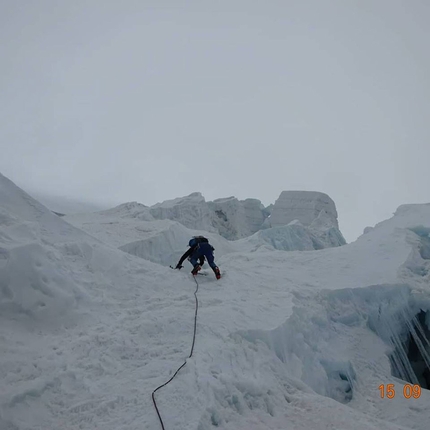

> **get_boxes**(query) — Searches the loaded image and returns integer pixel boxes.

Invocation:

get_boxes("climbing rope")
[151,275,200,430]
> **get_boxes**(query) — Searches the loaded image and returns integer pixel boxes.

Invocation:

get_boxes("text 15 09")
[378,384,421,399]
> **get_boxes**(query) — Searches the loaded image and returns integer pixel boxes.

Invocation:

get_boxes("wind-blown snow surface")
[1,173,430,430]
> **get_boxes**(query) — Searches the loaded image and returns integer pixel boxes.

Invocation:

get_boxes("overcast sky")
[1,1,429,242]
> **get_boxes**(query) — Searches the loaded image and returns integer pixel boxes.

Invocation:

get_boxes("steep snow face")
[0,173,71,233]
[0,173,92,320]
[26,191,110,215]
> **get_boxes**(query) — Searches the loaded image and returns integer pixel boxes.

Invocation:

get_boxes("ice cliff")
[64,190,345,267]
[145,190,345,250]
[268,190,340,228]
[208,196,267,240]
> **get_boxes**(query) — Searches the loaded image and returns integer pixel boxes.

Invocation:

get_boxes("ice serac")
[99,201,154,221]
[270,191,339,227]
[247,221,316,251]
[208,196,266,239]
[145,190,345,247]
[268,191,346,248]
[149,192,216,233]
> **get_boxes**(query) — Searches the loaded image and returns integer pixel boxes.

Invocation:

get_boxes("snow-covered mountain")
[1,171,430,430]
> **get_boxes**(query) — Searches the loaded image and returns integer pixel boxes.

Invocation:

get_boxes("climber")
[175,236,221,279]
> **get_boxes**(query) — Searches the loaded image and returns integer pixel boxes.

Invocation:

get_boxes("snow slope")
[65,204,236,267]
[1,172,430,430]
[25,191,110,216]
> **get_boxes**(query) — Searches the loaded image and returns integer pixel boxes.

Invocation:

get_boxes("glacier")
[90,190,345,247]
[1,171,430,430]
[64,190,346,262]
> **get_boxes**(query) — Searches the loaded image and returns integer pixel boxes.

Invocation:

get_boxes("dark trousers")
[188,243,217,269]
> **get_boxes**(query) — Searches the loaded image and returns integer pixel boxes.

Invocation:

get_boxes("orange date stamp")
[379,384,421,399]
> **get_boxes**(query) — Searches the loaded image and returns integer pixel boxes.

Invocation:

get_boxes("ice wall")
[149,194,268,240]
[149,192,216,233]
[239,283,430,408]
[269,191,339,228]
[208,196,266,239]
[241,219,345,252]
[264,191,345,248]
[245,222,316,251]
[148,190,345,247]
